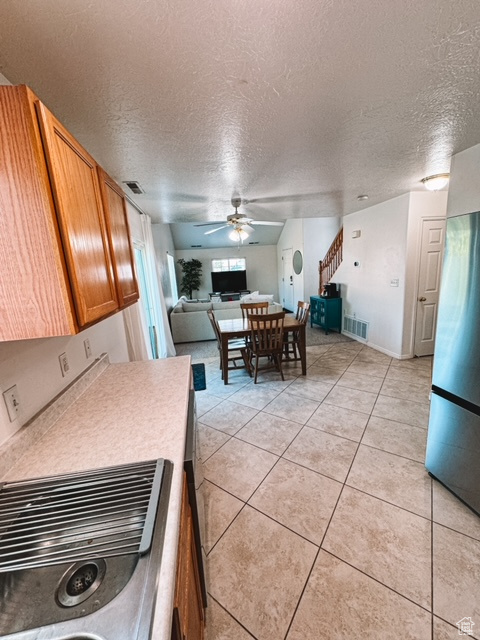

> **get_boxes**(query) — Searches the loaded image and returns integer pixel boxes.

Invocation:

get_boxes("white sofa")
[170,296,283,343]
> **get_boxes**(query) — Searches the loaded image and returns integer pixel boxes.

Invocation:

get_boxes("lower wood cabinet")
[171,475,204,640]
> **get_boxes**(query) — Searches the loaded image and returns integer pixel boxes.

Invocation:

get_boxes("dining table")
[216,315,307,384]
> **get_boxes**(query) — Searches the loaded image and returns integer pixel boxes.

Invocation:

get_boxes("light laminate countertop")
[1,354,193,640]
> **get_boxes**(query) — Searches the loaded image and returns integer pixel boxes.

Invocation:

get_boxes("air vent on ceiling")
[248,241,259,245]
[343,314,368,341]
[123,181,144,195]
[190,245,202,248]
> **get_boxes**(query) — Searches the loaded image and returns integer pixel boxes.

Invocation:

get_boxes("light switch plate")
[3,385,20,422]
[59,352,70,377]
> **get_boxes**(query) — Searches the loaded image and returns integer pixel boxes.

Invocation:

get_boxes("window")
[212,258,246,272]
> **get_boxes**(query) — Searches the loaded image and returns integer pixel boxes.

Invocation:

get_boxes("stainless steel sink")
[0,459,172,640]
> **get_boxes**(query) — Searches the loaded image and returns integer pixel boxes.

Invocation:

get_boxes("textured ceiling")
[1,0,480,248]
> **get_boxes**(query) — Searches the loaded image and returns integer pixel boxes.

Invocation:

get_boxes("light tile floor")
[189,342,480,640]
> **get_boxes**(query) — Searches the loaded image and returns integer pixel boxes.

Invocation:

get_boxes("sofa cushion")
[212,301,242,311]
[182,302,212,312]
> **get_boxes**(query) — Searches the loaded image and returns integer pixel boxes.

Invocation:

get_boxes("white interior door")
[282,248,294,311]
[414,218,446,357]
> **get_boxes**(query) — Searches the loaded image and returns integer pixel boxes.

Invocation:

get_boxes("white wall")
[335,191,447,358]
[0,313,129,446]
[303,217,342,299]
[447,143,480,218]
[175,246,279,300]
[335,195,410,356]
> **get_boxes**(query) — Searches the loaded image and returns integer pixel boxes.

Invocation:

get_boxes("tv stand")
[209,290,250,302]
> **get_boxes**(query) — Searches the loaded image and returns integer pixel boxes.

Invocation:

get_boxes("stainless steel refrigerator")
[425,210,480,515]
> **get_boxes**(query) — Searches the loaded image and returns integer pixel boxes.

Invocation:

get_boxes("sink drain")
[56,559,106,607]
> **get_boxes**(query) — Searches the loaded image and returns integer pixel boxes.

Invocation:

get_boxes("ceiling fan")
[194,197,284,240]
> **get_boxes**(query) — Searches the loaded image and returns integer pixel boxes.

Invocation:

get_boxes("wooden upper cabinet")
[0,85,137,341]
[36,102,119,327]
[0,85,76,340]
[97,167,139,308]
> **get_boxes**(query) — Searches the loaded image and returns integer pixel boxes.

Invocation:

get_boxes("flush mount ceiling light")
[421,173,450,191]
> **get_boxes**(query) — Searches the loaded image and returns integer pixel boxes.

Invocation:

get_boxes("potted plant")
[177,258,203,299]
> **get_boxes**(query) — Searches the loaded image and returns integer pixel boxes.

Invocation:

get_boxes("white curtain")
[141,214,176,358]
[123,301,153,361]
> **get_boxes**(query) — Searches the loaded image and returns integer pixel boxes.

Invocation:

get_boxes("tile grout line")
[342,483,433,523]
[205,453,285,557]
[282,377,374,639]
[356,440,428,465]
[200,343,439,639]
[205,489,247,558]
[206,594,258,639]
[321,548,434,615]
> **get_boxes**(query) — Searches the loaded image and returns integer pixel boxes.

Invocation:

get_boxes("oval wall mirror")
[293,250,303,275]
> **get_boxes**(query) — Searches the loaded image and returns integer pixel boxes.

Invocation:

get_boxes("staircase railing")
[318,227,343,294]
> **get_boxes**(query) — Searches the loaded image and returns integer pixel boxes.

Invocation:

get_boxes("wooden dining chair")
[247,311,286,383]
[240,301,269,319]
[206,309,250,379]
[284,301,310,361]
[240,301,270,365]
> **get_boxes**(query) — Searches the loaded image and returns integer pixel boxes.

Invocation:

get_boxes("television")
[211,270,247,293]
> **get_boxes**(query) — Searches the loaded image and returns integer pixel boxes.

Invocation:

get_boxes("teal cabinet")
[310,296,342,334]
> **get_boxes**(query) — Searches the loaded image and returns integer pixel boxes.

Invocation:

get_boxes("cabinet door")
[36,102,118,327]
[0,85,76,340]
[173,477,204,640]
[97,167,139,308]
[310,296,321,327]
[318,299,326,328]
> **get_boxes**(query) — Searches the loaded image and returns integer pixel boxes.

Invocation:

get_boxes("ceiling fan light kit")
[229,227,249,242]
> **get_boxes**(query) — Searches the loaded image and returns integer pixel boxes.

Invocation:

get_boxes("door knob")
[418,296,426,302]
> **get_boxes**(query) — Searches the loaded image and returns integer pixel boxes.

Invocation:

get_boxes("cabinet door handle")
[418,296,426,302]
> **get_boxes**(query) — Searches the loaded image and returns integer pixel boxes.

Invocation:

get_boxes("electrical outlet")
[3,385,20,422]
[59,352,70,377]
[84,338,92,359]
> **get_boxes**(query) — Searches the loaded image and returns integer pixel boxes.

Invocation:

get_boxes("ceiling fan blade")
[250,220,284,226]
[241,224,254,233]
[204,225,228,235]
[245,192,323,204]
[194,222,225,227]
